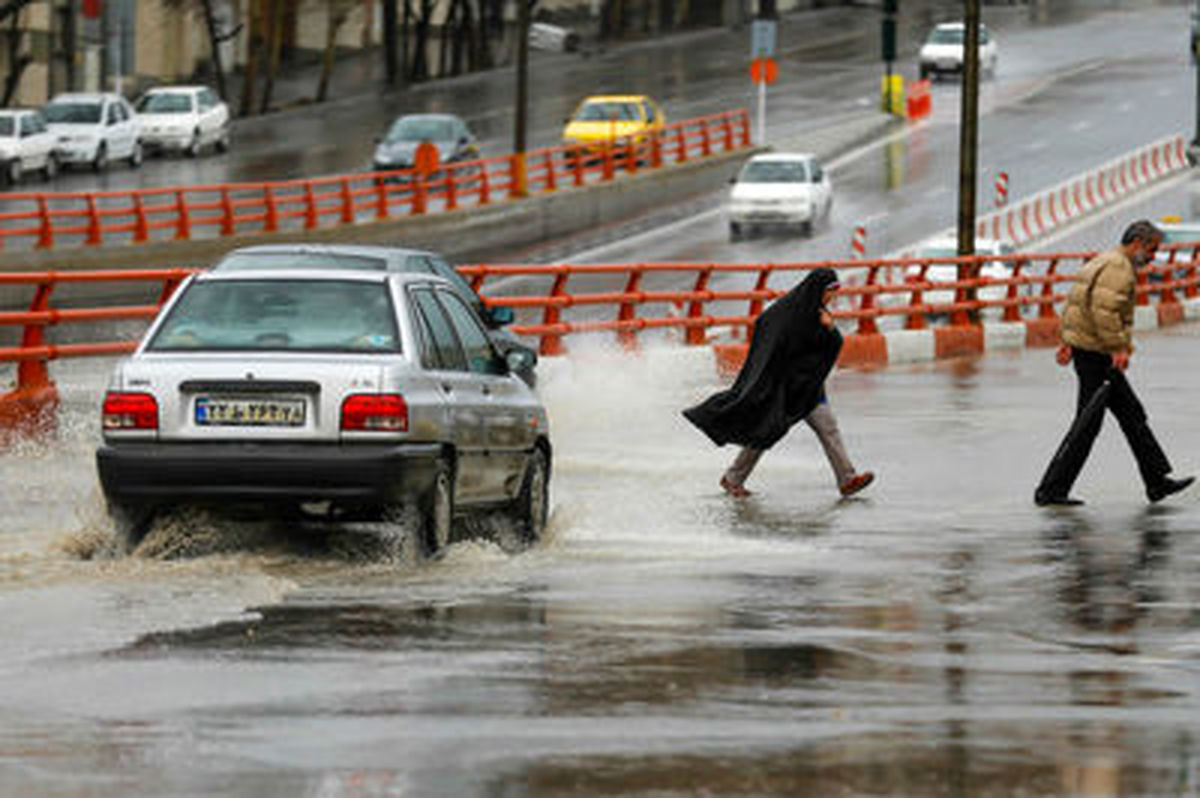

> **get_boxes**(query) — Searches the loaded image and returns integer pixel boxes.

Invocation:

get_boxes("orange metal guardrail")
[0,110,751,253]
[2,243,1197,442]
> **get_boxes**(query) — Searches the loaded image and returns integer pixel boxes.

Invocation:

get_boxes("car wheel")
[186,130,201,158]
[510,447,550,545]
[42,153,58,181]
[92,143,108,172]
[108,500,155,552]
[419,457,454,559]
[802,220,814,237]
[919,65,930,81]
[729,222,742,242]
[128,141,143,168]
[6,158,21,186]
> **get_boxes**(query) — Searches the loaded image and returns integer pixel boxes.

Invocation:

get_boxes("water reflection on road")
[2,329,1200,795]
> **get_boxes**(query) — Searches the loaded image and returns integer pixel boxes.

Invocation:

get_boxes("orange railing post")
[411,175,427,215]
[685,267,712,345]
[340,177,355,224]
[264,184,279,232]
[174,189,191,240]
[905,263,928,330]
[1002,260,1025,322]
[601,142,615,181]
[85,195,102,245]
[36,196,53,249]
[540,270,570,356]
[571,146,585,187]
[132,192,149,243]
[1039,260,1060,319]
[1186,245,1199,299]
[374,177,390,220]
[739,110,752,146]
[699,119,712,157]
[304,181,319,228]
[857,265,880,335]
[220,187,235,236]
[616,269,643,350]
[543,152,556,193]
[721,113,734,151]
[675,125,688,164]
[479,166,492,205]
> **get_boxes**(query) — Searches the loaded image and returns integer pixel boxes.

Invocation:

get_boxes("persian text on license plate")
[195,397,305,427]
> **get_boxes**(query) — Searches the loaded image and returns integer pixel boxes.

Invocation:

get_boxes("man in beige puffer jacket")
[1035,220,1194,506]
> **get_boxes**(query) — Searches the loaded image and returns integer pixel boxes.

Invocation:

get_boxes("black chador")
[683,268,843,450]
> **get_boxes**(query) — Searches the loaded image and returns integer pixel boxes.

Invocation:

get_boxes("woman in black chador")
[683,267,874,498]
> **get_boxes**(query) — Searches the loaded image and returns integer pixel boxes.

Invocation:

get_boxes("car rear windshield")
[137,93,193,113]
[740,160,810,183]
[575,101,641,122]
[387,117,454,142]
[44,102,102,124]
[147,279,401,354]
[213,252,389,272]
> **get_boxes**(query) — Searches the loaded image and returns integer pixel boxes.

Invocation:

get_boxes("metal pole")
[1192,0,1200,161]
[957,0,980,259]
[111,0,123,95]
[756,78,766,146]
[513,0,531,196]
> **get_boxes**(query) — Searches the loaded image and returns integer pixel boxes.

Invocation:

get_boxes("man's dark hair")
[1121,219,1163,246]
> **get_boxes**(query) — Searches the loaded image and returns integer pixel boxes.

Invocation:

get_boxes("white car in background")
[135,85,230,157]
[0,109,59,185]
[905,236,1017,310]
[44,92,142,171]
[919,22,998,81]
[727,152,833,241]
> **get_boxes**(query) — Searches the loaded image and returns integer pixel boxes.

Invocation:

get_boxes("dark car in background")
[212,244,538,386]
[371,113,479,173]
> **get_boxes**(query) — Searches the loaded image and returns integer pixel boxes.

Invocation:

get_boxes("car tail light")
[102,392,158,430]
[341,394,408,432]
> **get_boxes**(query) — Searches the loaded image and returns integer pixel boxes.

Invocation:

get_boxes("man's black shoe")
[1035,493,1085,507]
[1147,475,1196,504]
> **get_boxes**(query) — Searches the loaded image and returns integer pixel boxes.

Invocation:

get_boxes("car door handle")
[481,385,491,396]
[441,382,454,394]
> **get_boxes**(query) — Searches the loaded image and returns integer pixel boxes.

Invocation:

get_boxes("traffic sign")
[750,57,778,85]
[751,20,777,59]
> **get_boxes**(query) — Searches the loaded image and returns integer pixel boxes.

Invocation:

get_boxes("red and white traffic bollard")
[850,224,867,259]
[994,171,1009,209]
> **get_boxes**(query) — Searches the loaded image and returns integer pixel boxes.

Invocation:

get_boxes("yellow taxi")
[561,95,666,150]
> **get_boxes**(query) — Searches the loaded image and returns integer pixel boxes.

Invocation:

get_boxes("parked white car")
[135,85,230,157]
[727,152,833,241]
[44,92,142,171]
[0,109,59,185]
[905,237,1018,310]
[919,22,998,81]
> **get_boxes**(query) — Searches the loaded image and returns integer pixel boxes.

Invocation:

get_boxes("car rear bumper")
[96,441,443,506]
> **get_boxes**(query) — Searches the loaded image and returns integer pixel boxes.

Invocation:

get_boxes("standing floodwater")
[2,328,1200,795]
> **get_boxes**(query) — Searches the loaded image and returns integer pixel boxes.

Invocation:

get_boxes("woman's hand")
[820,310,834,328]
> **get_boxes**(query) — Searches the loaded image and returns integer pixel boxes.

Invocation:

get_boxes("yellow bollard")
[880,74,906,116]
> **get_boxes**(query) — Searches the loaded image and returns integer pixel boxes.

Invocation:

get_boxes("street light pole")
[956,0,980,260]
[513,0,531,197]
[1190,0,1200,163]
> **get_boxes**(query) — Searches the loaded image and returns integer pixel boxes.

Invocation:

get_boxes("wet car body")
[371,113,479,174]
[727,153,833,240]
[0,109,58,185]
[561,94,666,153]
[919,22,998,81]
[95,269,551,556]
[135,85,231,157]
[44,92,143,171]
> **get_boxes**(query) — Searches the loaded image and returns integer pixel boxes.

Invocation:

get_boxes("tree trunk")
[258,0,287,113]
[199,0,228,100]
[382,0,398,85]
[239,0,264,116]
[409,0,433,82]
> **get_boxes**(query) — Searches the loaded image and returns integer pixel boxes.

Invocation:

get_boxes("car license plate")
[195,397,305,427]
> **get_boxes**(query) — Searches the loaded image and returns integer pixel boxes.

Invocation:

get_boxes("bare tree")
[0,0,36,107]
[258,0,287,113]
[408,0,435,82]
[317,0,358,101]
[239,0,266,115]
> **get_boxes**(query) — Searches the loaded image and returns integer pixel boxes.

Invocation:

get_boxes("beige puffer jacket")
[1061,248,1135,354]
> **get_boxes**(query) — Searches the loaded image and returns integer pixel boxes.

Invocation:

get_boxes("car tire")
[92,143,108,173]
[6,158,21,186]
[215,127,230,154]
[919,65,930,81]
[510,447,550,545]
[729,222,742,242]
[418,457,455,559]
[186,130,201,158]
[109,500,154,552]
[128,141,143,168]
[42,153,58,182]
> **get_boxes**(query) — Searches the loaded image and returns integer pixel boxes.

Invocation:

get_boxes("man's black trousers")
[1036,347,1171,499]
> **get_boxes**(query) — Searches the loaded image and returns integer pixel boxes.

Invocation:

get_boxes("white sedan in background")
[904,237,1019,311]
[44,92,143,171]
[727,152,833,241]
[0,109,58,185]
[919,22,999,81]
[135,85,230,157]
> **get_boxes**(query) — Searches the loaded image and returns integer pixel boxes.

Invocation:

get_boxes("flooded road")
[3,321,1200,795]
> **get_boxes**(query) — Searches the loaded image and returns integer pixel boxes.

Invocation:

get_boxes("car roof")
[578,95,653,103]
[932,22,988,30]
[220,244,438,261]
[48,92,120,102]
[193,266,450,288]
[144,85,207,93]
[917,236,1010,254]
[747,152,817,163]
[390,113,464,122]
[0,108,37,116]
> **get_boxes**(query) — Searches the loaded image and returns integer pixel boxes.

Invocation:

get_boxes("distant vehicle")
[371,113,479,173]
[0,109,58,185]
[905,236,1018,309]
[726,153,833,241]
[1149,218,1200,281]
[918,22,998,81]
[95,268,551,557]
[211,244,538,387]
[43,92,142,172]
[135,85,230,157]
[561,94,665,151]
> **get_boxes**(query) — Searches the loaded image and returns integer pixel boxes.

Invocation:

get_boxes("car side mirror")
[505,346,537,376]
[485,305,515,328]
